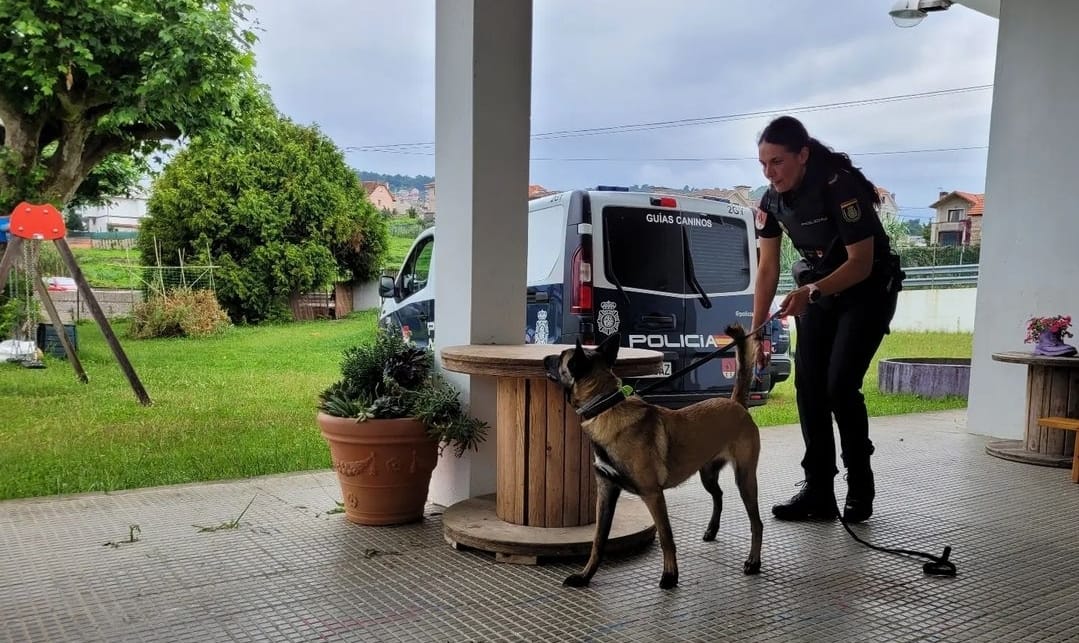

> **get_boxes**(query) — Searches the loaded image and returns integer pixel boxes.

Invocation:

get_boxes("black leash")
[832,499,957,577]
[578,313,783,421]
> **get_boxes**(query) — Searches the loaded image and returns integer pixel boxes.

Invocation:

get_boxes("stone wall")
[46,289,142,324]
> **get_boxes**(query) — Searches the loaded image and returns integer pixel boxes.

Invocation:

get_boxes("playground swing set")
[0,202,151,405]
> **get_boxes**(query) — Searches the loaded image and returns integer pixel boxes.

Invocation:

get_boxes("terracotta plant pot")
[317,412,439,526]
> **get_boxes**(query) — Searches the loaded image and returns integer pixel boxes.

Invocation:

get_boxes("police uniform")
[756,159,903,522]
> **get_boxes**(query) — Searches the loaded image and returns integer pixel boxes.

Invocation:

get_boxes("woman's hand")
[778,286,811,317]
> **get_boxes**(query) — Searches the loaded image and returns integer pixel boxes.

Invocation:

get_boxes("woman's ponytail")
[759,115,880,206]
[807,138,881,206]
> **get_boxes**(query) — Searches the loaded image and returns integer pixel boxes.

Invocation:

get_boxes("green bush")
[128,287,231,339]
[0,297,21,341]
[318,328,488,457]
[898,245,980,267]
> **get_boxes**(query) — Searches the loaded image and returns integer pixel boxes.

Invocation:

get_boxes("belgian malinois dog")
[543,324,763,589]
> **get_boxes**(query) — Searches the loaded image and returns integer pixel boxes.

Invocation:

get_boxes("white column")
[428,0,532,505]
[968,0,1079,439]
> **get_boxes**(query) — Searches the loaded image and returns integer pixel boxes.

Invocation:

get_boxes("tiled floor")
[3,409,1078,642]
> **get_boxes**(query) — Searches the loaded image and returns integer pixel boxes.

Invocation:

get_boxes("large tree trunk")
[1,93,178,210]
[0,98,48,208]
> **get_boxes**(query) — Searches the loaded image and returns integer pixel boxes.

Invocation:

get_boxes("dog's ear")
[568,344,590,379]
[597,332,620,367]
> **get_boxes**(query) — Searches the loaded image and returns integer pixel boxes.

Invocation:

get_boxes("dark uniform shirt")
[756,160,893,280]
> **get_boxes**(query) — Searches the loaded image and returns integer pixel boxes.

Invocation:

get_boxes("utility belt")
[792,251,905,299]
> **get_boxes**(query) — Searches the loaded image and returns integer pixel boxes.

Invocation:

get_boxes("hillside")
[355,170,434,193]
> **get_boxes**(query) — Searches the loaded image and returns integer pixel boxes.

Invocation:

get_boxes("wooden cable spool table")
[986,351,1079,467]
[438,343,663,564]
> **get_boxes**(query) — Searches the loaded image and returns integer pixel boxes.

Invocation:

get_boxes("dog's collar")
[576,385,635,420]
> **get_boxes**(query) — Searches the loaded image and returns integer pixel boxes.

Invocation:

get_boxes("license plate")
[640,361,673,378]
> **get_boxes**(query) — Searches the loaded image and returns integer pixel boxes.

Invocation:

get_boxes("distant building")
[929,190,984,246]
[362,181,396,211]
[77,185,150,232]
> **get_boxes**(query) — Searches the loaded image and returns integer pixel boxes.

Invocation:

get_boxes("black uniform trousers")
[792,278,898,483]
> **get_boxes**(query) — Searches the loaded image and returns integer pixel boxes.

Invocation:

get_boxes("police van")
[377,187,786,407]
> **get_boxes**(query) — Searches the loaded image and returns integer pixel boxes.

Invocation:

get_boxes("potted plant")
[1025,314,1077,357]
[317,328,488,525]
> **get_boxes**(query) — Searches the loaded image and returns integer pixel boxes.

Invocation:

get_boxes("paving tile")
[2,410,1077,642]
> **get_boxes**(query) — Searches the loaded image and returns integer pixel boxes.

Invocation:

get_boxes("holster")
[791,258,819,287]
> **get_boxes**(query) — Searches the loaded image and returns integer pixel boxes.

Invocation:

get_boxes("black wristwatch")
[807,283,822,303]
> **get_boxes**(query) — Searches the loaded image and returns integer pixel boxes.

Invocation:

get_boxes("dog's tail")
[725,323,754,409]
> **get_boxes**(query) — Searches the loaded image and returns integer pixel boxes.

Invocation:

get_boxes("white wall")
[351,279,381,312]
[891,288,977,333]
[82,197,147,232]
[968,0,1079,440]
[772,288,977,333]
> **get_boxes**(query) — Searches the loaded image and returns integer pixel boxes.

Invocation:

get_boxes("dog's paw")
[563,573,590,588]
[702,527,718,542]
[743,558,761,575]
[659,572,678,589]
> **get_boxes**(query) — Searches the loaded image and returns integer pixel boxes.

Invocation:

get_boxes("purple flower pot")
[1034,330,1078,357]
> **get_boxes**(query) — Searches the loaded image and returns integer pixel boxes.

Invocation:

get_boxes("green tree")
[903,219,925,238]
[0,0,257,213]
[69,153,148,210]
[138,90,388,324]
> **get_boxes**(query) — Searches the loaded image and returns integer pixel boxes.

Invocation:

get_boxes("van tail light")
[571,243,592,314]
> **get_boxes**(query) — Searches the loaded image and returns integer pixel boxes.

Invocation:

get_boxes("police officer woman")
[751,115,903,523]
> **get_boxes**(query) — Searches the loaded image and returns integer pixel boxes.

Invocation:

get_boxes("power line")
[348,144,988,161]
[346,84,993,152]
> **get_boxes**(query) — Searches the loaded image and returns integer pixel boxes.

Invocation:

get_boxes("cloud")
[242,0,1000,218]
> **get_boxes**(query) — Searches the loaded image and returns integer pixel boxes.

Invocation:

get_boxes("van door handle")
[639,313,676,331]
[526,288,549,303]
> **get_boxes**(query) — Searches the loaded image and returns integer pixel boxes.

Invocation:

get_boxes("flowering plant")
[1025,314,1073,344]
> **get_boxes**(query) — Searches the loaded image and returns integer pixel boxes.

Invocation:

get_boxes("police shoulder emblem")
[754,208,767,230]
[597,301,620,335]
[840,198,861,223]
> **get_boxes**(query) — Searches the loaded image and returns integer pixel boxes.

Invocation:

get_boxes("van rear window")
[602,206,750,295]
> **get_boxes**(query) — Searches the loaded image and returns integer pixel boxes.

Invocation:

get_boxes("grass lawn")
[35,246,143,289]
[0,311,379,501]
[385,235,416,270]
[0,310,971,501]
[749,329,971,427]
[35,236,417,290]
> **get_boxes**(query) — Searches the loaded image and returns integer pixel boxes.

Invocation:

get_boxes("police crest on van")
[597,301,620,335]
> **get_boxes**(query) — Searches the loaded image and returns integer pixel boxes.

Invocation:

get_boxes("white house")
[77,186,150,232]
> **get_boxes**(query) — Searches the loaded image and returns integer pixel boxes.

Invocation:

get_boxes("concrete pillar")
[968,0,1079,439]
[428,0,532,505]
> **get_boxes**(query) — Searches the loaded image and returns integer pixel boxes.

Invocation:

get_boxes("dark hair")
[758,115,880,206]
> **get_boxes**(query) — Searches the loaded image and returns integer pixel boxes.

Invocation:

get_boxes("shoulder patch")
[754,208,767,230]
[840,198,861,223]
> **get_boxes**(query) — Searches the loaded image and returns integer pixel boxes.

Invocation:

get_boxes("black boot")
[843,469,875,523]
[772,478,838,521]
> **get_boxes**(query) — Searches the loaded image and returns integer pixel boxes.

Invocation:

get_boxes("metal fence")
[387,221,430,238]
[777,263,979,292]
[67,231,140,250]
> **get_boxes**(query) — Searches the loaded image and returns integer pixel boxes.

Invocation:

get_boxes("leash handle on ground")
[835,501,958,577]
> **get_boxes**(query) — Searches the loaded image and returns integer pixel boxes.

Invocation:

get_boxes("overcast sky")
[245,1,999,222]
